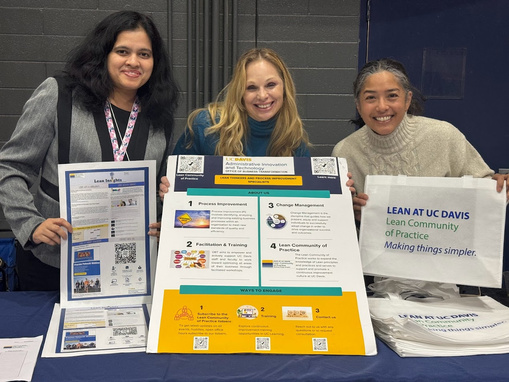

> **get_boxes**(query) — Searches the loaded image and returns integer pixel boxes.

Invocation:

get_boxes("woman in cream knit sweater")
[332,58,508,221]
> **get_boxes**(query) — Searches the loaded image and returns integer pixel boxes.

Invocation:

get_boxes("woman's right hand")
[353,192,368,222]
[32,218,73,245]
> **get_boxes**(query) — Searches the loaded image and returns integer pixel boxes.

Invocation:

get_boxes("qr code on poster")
[311,157,338,176]
[114,242,136,264]
[113,327,138,336]
[256,337,271,351]
[312,338,328,352]
[193,336,209,350]
[178,155,204,174]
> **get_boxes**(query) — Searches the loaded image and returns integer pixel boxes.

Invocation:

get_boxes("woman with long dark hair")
[0,10,179,290]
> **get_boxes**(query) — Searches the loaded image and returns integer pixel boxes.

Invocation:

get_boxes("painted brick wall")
[0,0,360,234]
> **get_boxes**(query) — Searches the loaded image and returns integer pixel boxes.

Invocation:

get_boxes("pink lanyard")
[104,98,140,161]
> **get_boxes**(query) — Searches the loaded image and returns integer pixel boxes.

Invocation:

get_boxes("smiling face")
[242,59,284,121]
[107,27,154,104]
[356,71,412,135]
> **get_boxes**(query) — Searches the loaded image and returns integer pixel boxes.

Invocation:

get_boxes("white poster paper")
[147,156,376,355]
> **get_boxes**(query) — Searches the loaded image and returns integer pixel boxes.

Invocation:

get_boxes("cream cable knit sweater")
[332,114,494,194]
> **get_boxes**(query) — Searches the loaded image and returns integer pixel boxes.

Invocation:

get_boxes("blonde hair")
[185,48,310,156]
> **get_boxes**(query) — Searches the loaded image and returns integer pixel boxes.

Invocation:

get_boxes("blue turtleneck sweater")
[172,110,309,156]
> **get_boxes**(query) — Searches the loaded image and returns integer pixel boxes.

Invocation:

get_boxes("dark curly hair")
[63,10,179,135]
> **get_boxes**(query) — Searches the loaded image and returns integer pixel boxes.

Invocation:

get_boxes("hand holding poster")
[359,175,506,287]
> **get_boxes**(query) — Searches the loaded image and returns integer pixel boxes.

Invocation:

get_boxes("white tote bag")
[359,175,506,287]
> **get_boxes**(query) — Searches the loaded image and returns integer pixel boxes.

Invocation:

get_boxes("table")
[2,291,509,382]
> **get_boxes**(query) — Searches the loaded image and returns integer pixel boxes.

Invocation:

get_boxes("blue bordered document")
[42,160,157,357]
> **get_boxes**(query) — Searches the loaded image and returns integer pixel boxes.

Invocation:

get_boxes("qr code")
[178,155,204,174]
[311,157,338,176]
[113,327,138,336]
[312,337,328,352]
[193,336,209,350]
[114,243,136,264]
[256,337,270,351]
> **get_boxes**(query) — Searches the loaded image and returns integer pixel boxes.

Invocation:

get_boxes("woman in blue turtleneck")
[172,48,310,157]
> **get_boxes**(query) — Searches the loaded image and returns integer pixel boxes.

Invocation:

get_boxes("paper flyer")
[359,175,506,287]
[147,155,376,355]
[0,336,42,382]
[42,160,157,357]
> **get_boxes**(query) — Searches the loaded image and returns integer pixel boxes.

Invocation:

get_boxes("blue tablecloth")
[1,291,509,382]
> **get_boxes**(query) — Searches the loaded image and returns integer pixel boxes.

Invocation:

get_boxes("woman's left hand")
[346,172,355,195]
[353,192,368,222]
[159,176,170,202]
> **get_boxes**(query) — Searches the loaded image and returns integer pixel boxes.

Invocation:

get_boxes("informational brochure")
[42,161,157,357]
[359,175,506,287]
[147,155,376,355]
[43,303,150,357]
[0,336,42,382]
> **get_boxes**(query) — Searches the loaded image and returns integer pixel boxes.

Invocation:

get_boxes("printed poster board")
[147,155,376,355]
[359,175,506,287]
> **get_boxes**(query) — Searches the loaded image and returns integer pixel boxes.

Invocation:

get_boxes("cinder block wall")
[0,0,174,234]
[0,1,173,147]
[0,0,360,234]
[236,0,360,155]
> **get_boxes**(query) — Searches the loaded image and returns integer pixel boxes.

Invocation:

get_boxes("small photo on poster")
[73,261,101,294]
[74,249,94,262]
[174,210,211,228]
[237,305,259,319]
[282,306,313,321]
[170,249,209,269]
[266,213,287,229]
[63,331,97,351]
